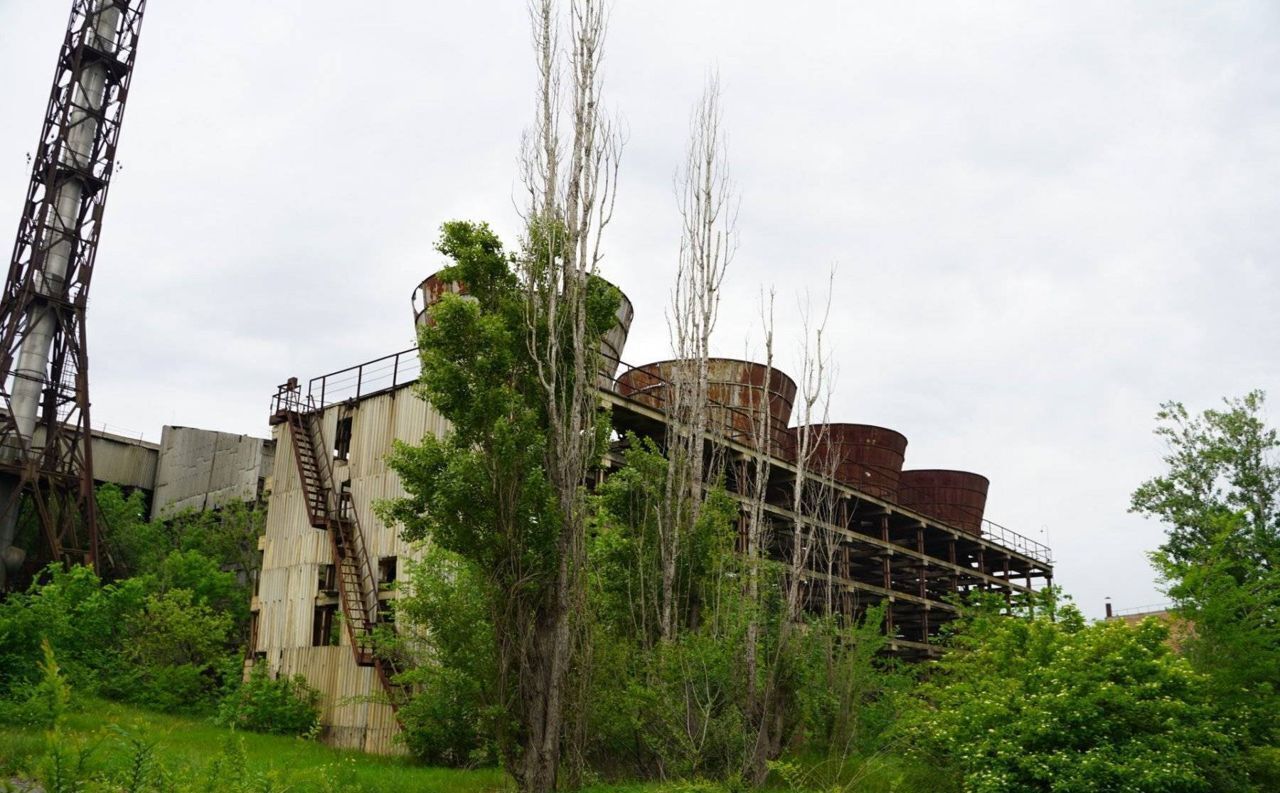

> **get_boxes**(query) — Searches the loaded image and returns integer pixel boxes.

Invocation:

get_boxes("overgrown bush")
[392,547,498,766]
[124,588,235,712]
[0,563,241,715]
[0,565,144,700]
[899,592,1243,793]
[217,663,321,737]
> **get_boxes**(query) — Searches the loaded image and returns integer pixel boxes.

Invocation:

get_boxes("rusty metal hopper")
[412,271,470,329]
[795,423,908,500]
[615,358,798,453]
[896,469,990,534]
[412,270,633,386]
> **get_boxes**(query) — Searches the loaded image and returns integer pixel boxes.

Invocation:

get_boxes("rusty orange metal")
[795,424,908,499]
[615,358,797,453]
[412,271,469,329]
[896,469,990,534]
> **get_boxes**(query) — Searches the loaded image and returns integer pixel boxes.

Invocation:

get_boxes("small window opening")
[334,416,353,461]
[378,556,398,588]
[312,604,338,646]
[318,563,336,594]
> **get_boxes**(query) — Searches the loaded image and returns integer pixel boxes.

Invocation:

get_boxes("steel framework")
[0,0,147,579]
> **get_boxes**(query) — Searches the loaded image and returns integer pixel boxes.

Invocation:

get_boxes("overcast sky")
[2,1,1278,615]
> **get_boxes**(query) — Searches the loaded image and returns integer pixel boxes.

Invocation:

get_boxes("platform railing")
[980,520,1053,565]
[276,346,1055,567]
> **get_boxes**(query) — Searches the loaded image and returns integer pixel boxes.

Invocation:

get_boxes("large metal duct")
[411,270,633,387]
[896,469,990,535]
[794,423,908,500]
[615,358,798,454]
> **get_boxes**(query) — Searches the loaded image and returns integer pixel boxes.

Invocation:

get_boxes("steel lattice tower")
[0,0,147,588]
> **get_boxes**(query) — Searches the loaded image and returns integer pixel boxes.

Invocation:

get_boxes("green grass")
[0,700,930,791]
[0,700,710,791]
[0,698,512,792]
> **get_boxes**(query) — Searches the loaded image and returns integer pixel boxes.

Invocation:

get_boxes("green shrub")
[899,592,1242,793]
[391,548,497,767]
[217,663,321,737]
[125,588,234,712]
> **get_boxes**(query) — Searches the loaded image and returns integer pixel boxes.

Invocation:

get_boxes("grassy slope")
[0,699,511,792]
[0,700,705,792]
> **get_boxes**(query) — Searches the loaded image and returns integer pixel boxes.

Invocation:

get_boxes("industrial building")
[3,0,1054,759]
[249,273,1055,754]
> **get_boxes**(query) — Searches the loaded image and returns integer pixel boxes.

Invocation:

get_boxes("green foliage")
[123,588,234,712]
[1131,391,1280,572]
[0,563,240,716]
[96,484,158,575]
[1132,391,1280,748]
[217,663,321,737]
[899,591,1240,793]
[101,488,265,646]
[0,564,145,699]
[582,436,909,784]
[393,546,498,766]
[152,549,249,631]
[103,486,267,586]
[379,220,622,778]
[32,639,72,729]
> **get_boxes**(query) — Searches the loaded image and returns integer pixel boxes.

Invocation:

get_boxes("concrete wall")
[28,424,159,492]
[150,426,275,520]
[85,429,160,492]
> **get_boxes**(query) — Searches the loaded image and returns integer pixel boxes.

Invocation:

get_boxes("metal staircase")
[272,385,407,709]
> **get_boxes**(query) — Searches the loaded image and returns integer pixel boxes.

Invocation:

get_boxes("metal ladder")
[274,386,408,709]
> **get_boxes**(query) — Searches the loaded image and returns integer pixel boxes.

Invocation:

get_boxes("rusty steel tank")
[597,286,634,386]
[896,469,990,535]
[411,270,633,386]
[794,424,908,500]
[615,358,798,454]
[412,271,472,328]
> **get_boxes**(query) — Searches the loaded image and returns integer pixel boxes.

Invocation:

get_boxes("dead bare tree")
[514,1,621,790]
[658,73,736,643]
[785,278,835,624]
[739,279,839,784]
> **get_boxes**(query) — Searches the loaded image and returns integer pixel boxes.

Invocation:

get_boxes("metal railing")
[307,347,421,410]
[981,520,1053,565]
[1112,602,1174,617]
[274,346,1055,567]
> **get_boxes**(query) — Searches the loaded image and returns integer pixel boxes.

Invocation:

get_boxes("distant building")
[1104,601,1192,651]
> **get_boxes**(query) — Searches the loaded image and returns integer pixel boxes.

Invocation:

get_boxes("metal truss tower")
[0,0,148,587]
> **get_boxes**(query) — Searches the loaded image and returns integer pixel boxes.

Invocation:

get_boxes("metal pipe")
[1,2,121,560]
[10,4,120,454]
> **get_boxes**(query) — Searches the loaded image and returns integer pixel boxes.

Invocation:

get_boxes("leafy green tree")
[1132,391,1280,751]
[380,220,620,786]
[1132,391,1280,571]
[153,549,249,634]
[0,564,145,698]
[167,500,267,587]
[900,592,1240,793]
[582,435,906,785]
[97,483,160,575]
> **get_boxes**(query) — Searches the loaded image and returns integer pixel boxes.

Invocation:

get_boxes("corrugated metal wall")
[254,385,450,754]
